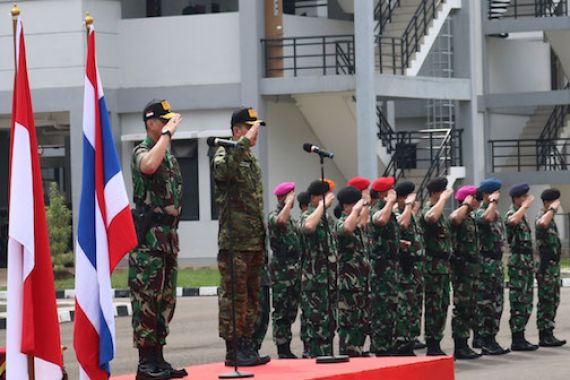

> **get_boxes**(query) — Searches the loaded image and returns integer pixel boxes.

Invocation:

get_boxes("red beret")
[372,176,395,192]
[347,177,370,191]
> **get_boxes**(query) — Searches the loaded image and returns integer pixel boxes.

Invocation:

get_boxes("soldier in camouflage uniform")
[251,256,271,354]
[213,107,270,366]
[130,100,187,379]
[393,181,424,356]
[299,180,337,357]
[335,186,371,357]
[419,177,453,356]
[368,176,399,356]
[505,183,538,351]
[535,188,566,347]
[449,186,482,360]
[266,182,302,358]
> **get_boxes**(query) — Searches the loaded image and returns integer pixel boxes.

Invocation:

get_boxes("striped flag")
[6,16,64,380]
[73,23,137,379]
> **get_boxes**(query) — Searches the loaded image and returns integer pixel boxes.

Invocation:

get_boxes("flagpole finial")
[85,12,93,27]
[11,3,20,18]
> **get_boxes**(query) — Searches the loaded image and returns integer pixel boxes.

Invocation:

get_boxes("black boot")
[136,347,170,380]
[243,337,271,365]
[155,345,188,378]
[413,338,427,350]
[472,334,483,349]
[481,336,510,356]
[511,331,539,351]
[539,328,567,347]
[454,338,481,360]
[393,342,416,357]
[224,338,260,367]
[277,343,297,359]
[426,339,447,356]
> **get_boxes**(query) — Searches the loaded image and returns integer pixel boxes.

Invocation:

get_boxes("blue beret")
[479,178,502,194]
[509,183,530,198]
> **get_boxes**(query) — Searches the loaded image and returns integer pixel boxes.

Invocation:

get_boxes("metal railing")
[538,103,570,166]
[375,0,401,35]
[376,105,397,153]
[285,0,328,11]
[488,0,568,19]
[377,0,442,74]
[261,34,355,77]
[489,138,570,171]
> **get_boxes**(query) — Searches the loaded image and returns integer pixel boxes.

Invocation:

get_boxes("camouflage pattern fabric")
[420,201,452,343]
[335,213,370,356]
[474,202,506,338]
[299,206,338,357]
[535,209,562,332]
[252,283,270,349]
[368,200,400,353]
[267,206,302,346]
[505,206,534,333]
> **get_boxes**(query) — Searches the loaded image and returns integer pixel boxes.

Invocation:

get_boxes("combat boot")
[481,336,510,355]
[511,331,539,351]
[224,338,261,367]
[277,343,297,359]
[393,342,416,356]
[539,328,567,347]
[472,334,483,349]
[155,345,188,378]
[136,347,170,380]
[453,338,481,360]
[426,339,447,356]
[413,339,427,350]
[243,337,271,365]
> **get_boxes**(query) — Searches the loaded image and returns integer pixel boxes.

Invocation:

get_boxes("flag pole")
[85,12,93,43]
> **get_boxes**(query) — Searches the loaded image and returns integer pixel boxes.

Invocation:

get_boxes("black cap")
[337,186,362,206]
[370,189,379,199]
[427,177,448,194]
[297,191,310,207]
[231,107,266,127]
[307,180,330,196]
[541,188,560,201]
[395,181,415,198]
[143,100,175,122]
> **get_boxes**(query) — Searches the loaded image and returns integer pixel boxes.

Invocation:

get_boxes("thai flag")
[74,24,137,379]
[6,16,64,379]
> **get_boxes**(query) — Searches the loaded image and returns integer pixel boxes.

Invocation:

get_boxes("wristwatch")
[161,127,172,139]
[489,199,498,204]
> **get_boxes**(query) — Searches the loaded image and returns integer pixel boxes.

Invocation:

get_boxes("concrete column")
[354,0,378,178]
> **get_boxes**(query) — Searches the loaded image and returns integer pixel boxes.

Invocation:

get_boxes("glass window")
[121,0,239,19]
[207,145,219,220]
[171,139,200,221]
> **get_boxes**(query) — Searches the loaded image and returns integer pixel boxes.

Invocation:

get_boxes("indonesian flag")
[73,23,137,379]
[6,17,64,380]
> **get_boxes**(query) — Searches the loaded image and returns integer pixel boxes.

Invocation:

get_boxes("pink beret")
[273,182,295,196]
[455,185,477,202]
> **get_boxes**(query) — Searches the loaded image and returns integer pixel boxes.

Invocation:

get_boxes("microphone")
[303,143,334,159]
[207,137,242,149]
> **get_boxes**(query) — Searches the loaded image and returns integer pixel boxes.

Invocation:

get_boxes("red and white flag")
[6,16,64,380]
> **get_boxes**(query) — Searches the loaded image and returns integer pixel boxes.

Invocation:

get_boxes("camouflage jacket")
[451,212,480,262]
[394,207,425,260]
[474,202,506,255]
[368,200,400,261]
[300,205,338,291]
[335,213,370,292]
[132,136,183,254]
[535,209,561,258]
[268,206,302,285]
[212,136,265,251]
[505,205,533,254]
[420,201,452,274]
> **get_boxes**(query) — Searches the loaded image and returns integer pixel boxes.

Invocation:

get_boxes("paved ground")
[2,288,569,380]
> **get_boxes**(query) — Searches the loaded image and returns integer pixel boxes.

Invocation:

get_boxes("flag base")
[219,370,254,378]
[316,355,350,364]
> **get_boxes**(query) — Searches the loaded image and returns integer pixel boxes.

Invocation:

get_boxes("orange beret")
[324,178,335,192]
[371,176,395,192]
[347,177,370,191]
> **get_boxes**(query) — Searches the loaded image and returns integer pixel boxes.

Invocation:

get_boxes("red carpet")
[112,356,454,380]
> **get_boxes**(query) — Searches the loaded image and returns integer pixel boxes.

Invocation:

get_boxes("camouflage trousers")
[394,264,423,350]
[271,280,301,346]
[412,262,424,339]
[536,260,561,332]
[129,250,177,348]
[338,290,369,356]
[218,250,264,340]
[508,253,534,333]
[476,256,504,338]
[451,263,480,339]
[423,272,450,343]
[300,287,335,357]
[369,259,400,353]
[252,285,270,350]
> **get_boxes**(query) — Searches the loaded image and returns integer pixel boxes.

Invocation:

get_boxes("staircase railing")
[487,0,568,20]
[375,0,401,35]
[376,105,397,153]
[489,138,570,171]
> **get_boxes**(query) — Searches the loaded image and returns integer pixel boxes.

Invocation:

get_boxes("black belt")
[152,212,179,227]
[481,250,502,261]
[429,251,451,261]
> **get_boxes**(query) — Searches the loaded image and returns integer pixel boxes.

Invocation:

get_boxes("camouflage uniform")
[335,213,370,356]
[474,203,506,340]
[129,136,183,348]
[213,136,266,341]
[368,200,400,353]
[420,202,452,344]
[451,212,481,339]
[505,206,534,334]
[252,260,271,350]
[299,206,338,357]
[535,209,562,332]
[266,206,302,347]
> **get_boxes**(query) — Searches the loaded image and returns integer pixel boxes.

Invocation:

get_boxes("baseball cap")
[231,107,266,127]
[143,100,175,122]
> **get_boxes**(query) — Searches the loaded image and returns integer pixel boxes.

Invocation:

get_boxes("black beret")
[370,189,379,199]
[337,186,362,206]
[509,183,530,198]
[333,204,343,219]
[395,181,415,198]
[479,178,502,194]
[307,180,330,196]
[297,191,310,207]
[426,177,448,194]
[475,188,484,201]
[541,188,560,201]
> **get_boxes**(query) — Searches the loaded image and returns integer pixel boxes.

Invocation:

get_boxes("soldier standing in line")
[299,180,337,357]
[296,190,310,356]
[298,191,310,214]
[393,181,424,356]
[505,183,539,351]
[368,176,400,356]
[535,188,567,347]
[449,185,482,360]
[267,182,302,358]
[419,177,453,356]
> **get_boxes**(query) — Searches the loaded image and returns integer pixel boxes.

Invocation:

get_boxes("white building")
[0,0,569,265]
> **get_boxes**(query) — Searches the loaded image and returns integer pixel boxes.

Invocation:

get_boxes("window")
[207,145,219,220]
[171,139,200,221]
[121,0,239,19]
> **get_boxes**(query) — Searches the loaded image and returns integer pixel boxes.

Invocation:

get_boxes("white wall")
[283,14,353,37]
[488,113,530,140]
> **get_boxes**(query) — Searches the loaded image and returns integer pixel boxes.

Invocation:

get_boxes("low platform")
[112,356,454,380]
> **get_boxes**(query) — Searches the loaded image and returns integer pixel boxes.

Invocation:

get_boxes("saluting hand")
[285,191,295,207]
[166,113,182,136]
[386,189,397,204]
[489,191,501,203]
[551,199,561,211]
[442,188,454,200]
[324,192,335,208]
[245,122,262,147]
[523,195,535,208]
